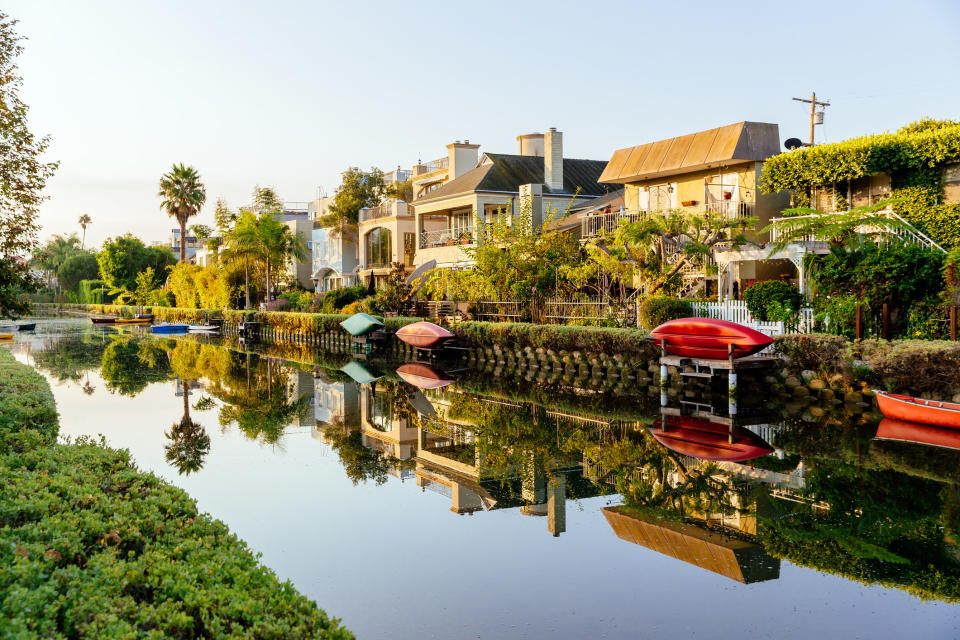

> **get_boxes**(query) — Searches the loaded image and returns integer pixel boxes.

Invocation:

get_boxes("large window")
[404,232,415,266]
[365,227,392,267]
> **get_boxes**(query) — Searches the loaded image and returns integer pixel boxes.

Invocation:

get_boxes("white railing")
[420,227,474,249]
[769,207,946,253]
[359,200,411,222]
[581,202,754,238]
[690,299,816,337]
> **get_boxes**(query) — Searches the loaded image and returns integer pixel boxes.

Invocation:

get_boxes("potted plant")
[681,199,697,207]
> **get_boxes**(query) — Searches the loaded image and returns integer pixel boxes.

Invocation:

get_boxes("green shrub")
[148,288,176,307]
[454,321,656,358]
[320,284,366,313]
[0,346,352,638]
[774,334,850,372]
[638,296,692,330]
[57,252,100,292]
[743,281,803,321]
[78,279,115,304]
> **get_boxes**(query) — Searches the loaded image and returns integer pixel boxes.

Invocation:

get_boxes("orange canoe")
[648,318,773,360]
[874,418,960,451]
[395,321,454,349]
[874,390,960,429]
[650,415,774,462]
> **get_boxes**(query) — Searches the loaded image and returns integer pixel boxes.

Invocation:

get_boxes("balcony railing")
[359,200,411,222]
[768,206,946,253]
[418,156,448,173]
[580,201,754,238]
[420,227,474,249]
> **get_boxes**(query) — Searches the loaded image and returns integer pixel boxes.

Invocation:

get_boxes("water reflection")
[21,325,960,606]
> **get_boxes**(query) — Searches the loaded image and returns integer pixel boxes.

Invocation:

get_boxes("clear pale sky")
[8,0,960,248]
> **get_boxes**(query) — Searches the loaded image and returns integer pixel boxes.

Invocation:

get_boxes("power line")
[792,92,831,146]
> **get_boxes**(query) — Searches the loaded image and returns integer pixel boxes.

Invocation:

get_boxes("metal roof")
[599,122,781,184]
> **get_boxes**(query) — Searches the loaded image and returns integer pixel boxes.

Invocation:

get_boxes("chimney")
[544,128,563,192]
[516,132,544,157]
[447,140,480,180]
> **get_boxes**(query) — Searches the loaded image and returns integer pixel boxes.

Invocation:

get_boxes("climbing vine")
[759,119,960,248]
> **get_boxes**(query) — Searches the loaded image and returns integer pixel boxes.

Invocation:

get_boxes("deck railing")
[419,227,474,249]
[768,206,945,253]
[581,202,754,238]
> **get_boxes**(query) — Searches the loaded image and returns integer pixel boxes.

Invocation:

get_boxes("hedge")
[454,321,656,358]
[0,349,352,638]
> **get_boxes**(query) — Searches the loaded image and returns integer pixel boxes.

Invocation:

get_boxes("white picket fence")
[689,300,815,337]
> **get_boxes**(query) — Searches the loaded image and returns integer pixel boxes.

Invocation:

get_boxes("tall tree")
[0,13,58,318]
[32,233,82,281]
[158,163,207,263]
[251,185,283,215]
[97,234,175,293]
[78,213,92,249]
[258,213,307,301]
[320,167,385,229]
[57,251,99,292]
[220,211,265,308]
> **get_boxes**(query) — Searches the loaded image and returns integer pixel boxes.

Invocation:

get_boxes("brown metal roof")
[602,506,780,584]
[599,122,781,184]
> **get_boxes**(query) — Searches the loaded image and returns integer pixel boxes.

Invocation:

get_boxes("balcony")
[359,200,411,223]
[415,156,449,175]
[580,201,755,238]
[768,206,945,253]
[420,227,474,249]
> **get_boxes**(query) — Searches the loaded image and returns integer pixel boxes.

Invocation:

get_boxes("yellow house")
[597,122,791,297]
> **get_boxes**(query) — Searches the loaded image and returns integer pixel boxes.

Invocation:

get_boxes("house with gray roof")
[411,128,612,268]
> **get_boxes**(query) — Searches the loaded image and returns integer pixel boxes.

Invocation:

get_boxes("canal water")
[6,318,960,639]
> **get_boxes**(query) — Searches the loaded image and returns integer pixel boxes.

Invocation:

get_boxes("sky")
[8,0,960,249]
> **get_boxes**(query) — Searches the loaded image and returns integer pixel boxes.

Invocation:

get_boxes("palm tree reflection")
[164,378,211,475]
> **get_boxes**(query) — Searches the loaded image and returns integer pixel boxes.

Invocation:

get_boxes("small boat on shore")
[648,318,773,360]
[395,321,454,349]
[151,323,189,334]
[17,323,35,331]
[874,390,960,429]
[0,324,17,332]
[91,317,118,324]
[650,415,774,462]
[188,324,219,333]
[0,333,12,341]
[340,312,384,337]
[115,318,151,325]
[874,418,960,451]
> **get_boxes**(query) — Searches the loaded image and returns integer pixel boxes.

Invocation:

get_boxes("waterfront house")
[356,167,417,287]
[596,121,788,297]
[411,129,611,269]
[275,202,314,290]
[170,228,200,262]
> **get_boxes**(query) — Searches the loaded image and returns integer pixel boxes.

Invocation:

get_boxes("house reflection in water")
[311,373,359,437]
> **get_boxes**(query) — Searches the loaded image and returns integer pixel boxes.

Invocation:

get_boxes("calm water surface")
[6,318,960,639]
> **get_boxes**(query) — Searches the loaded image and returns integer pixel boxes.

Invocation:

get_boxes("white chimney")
[447,141,480,179]
[516,133,544,157]
[544,128,563,191]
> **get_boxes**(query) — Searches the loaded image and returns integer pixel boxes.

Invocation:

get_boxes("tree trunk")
[81,227,86,250]
[244,259,251,309]
[265,261,272,302]
[179,219,187,263]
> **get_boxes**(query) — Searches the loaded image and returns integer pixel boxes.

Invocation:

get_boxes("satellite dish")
[784,137,803,151]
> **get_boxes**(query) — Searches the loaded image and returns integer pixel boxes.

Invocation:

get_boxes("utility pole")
[792,92,830,146]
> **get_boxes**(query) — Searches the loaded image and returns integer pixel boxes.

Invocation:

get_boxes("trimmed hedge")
[638,297,693,330]
[454,321,656,358]
[0,349,352,638]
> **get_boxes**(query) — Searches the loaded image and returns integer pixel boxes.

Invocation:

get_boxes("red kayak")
[874,418,960,451]
[395,321,454,349]
[648,318,773,360]
[396,363,455,389]
[650,416,774,462]
[874,391,960,429]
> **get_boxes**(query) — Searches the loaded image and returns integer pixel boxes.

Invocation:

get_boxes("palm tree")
[158,164,207,263]
[78,214,92,249]
[221,210,265,308]
[258,213,307,301]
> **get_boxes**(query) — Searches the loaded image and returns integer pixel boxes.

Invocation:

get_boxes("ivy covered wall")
[759,119,960,248]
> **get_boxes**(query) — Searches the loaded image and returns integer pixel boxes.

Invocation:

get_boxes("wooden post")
[952,306,958,342]
[855,304,863,341]
[882,303,889,341]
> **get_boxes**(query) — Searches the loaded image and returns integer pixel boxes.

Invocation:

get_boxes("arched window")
[365,227,392,267]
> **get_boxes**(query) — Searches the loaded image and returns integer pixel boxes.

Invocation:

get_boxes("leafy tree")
[213,197,236,234]
[384,178,413,203]
[258,213,306,301]
[221,211,264,308]
[56,251,99,292]
[158,163,207,263]
[190,223,214,241]
[250,185,283,215]
[319,167,385,228]
[112,267,162,306]
[97,234,175,293]
[32,233,82,280]
[0,13,58,318]
[78,213,92,249]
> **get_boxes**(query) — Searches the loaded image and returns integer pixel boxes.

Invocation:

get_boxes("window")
[449,209,472,237]
[365,227,392,267]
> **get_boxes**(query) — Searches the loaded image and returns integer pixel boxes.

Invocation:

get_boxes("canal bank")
[0,348,352,638]
[36,303,960,398]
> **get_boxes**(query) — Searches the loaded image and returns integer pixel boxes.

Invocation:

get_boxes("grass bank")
[0,349,352,638]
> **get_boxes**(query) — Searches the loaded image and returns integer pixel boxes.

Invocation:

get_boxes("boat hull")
[151,324,189,334]
[91,317,117,324]
[114,318,151,325]
[874,418,960,451]
[16,323,35,331]
[875,391,960,429]
[0,333,12,340]
[396,363,455,389]
[650,416,774,462]
[648,318,773,360]
[395,321,454,349]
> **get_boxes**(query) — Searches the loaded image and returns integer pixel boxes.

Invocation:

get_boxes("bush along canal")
[0,346,352,638]
[5,317,960,638]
